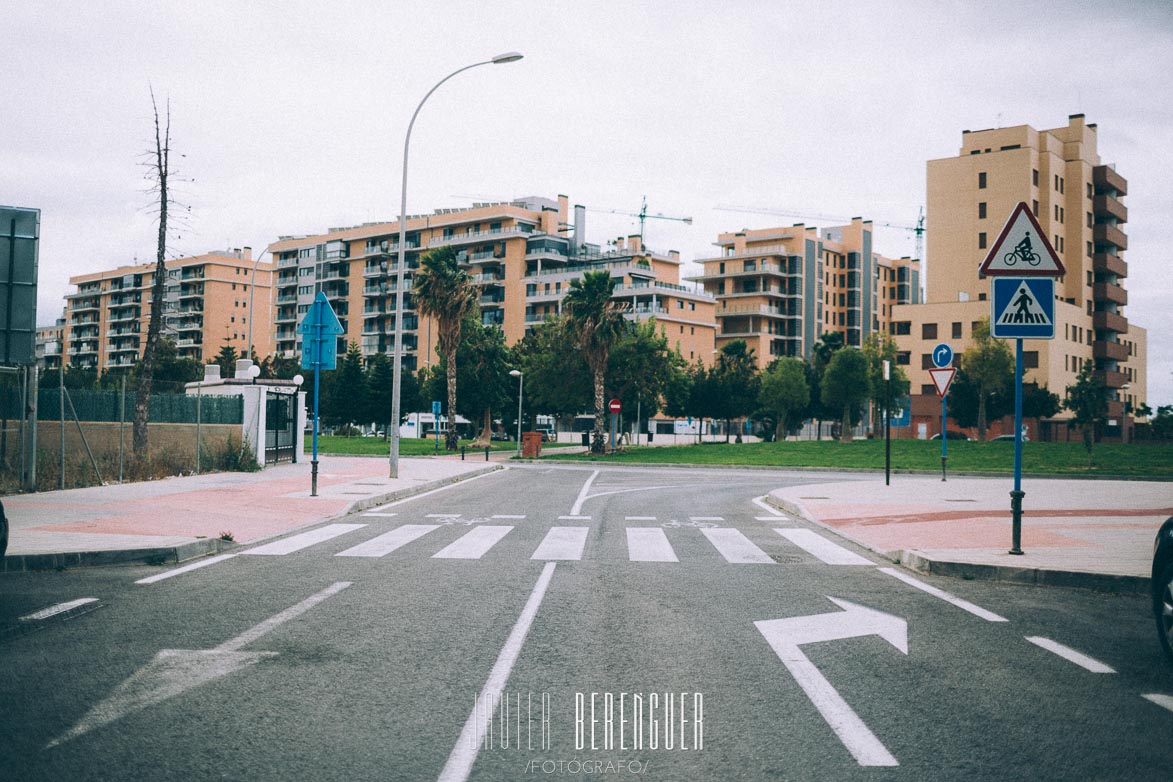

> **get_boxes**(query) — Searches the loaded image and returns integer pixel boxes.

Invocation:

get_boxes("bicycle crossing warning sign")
[991,277,1055,339]
[978,202,1066,277]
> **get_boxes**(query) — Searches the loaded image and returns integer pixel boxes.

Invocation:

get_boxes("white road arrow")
[47,581,351,749]
[755,598,908,767]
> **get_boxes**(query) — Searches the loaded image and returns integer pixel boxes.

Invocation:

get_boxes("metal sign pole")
[941,394,947,482]
[311,315,321,497]
[1010,338,1025,555]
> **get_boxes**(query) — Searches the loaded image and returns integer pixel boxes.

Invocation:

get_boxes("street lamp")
[246,246,272,361]
[1121,383,1131,445]
[389,51,524,479]
[510,369,523,458]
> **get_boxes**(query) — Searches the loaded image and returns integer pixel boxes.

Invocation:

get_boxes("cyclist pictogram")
[1003,232,1041,266]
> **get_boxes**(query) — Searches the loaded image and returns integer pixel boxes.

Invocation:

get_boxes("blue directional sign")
[931,343,953,368]
[991,277,1055,340]
[298,292,345,370]
[887,397,911,428]
[432,400,442,416]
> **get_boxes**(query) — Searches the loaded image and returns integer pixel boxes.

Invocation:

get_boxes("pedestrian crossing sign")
[991,277,1055,339]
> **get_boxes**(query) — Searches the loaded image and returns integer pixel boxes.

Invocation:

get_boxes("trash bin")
[522,431,543,458]
[581,431,590,447]
[647,430,654,443]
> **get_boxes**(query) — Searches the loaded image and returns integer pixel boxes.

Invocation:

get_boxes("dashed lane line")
[1025,637,1116,673]
[878,567,1007,622]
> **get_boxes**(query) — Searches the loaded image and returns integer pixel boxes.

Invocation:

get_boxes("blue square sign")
[991,277,1055,340]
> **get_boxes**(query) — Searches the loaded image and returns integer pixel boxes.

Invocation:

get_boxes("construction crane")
[716,204,925,262]
[591,196,692,243]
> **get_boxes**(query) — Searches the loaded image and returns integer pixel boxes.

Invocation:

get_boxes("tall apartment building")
[268,195,717,369]
[35,319,65,372]
[61,249,273,371]
[893,115,1147,432]
[688,219,921,368]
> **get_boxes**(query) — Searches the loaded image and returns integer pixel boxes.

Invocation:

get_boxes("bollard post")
[485,446,490,461]
[461,446,465,461]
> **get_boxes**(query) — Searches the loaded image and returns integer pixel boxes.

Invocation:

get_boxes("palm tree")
[563,270,628,454]
[413,245,479,450]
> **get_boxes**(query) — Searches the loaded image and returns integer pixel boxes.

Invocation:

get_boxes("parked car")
[1153,517,1173,664]
[930,431,971,441]
[1,497,7,559]
[537,428,555,442]
[989,433,1030,442]
[490,431,511,441]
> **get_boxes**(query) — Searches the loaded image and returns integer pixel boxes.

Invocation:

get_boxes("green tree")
[862,334,910,432]
[512,317,592,425]
[365,352,395,436]
[711,340,760,442]
[214,341,239,380]
[413,245,479,450]
[660,352,694,420]
[425,319,512,445]
[1022,382,1061,422]
[808,331,847,439]
[608,319,675,433]
[821,348,869,443]
[1064,363,1110,463]
[563,270,628,454]
[960,320,1013,439]
[758,357,810,441]
[149,337,203,386]
[325,342,365,432]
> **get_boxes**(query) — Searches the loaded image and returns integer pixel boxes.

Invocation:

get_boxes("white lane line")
[432,526,514,560]
[625,516,657,521]
[367,501,401,513]
[532,527,589,560]
[878,568,1007,622]
[701,528,775,564]
[1142,693,1173,713]
[558,515,591,520]
[427,513,462,518]
[753,495,785,516]
[362,512,398,518]
[757,515,789,521]
[21,598,100,622]
[690,516,725,522]
[217,581,352,652]
[492,515,526,519]
[569,470,600,516]
[244,523,366,556]
[336,525,440,558]
[365,469,504,511]
[1025,637,1116,673]
[626,528,678,562]
[136,554,239,585]
[775,529,873,566]
[438,563,557,782]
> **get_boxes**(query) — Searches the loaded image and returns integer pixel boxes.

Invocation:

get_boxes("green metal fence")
[0,387,243,425]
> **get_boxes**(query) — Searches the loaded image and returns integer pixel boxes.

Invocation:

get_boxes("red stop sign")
[608,398,621,413]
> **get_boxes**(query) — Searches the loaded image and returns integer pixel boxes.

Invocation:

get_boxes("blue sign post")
[432,400,442,452]
[299,292,344,496]
[932,343,953,481]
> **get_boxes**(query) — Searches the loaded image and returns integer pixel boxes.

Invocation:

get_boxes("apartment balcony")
[1093,282,1127,306]
[176,337,202,348]
[427,225,533,249]
[1095,369,1128,389]
[275,311,298,324]
[1093,165,1128,196]
[526,290,562,302]
[175,321,203,333]
[1093,340,1130,362]
[275,293,298,304]
[104,358,137,369]
[717,303,798,318]
[1093,223,1128,251]
[107,311,139,324]
[276,256,299,269]
[177,288,204,300]
[108,342,140,354]
[1092,310,1128,334]
[473,272,504,284]
[1093,194,1127,223]
[175,304,204,314]
[180,269,205,280]
[1092,252,1128,278]
[479,294,505,306]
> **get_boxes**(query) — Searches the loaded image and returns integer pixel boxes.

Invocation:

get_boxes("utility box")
[522,431,543,458]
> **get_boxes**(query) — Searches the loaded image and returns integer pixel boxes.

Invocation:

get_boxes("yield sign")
[978,202,1066,277]
[929,367,957,398]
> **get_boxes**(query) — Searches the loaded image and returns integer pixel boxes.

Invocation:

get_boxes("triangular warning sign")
[978,202,1066,277]
[928,367,956,398]
[996,280,1052,328]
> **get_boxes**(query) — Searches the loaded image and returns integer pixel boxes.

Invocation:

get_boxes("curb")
[0,463,505,574]
[766,494,1150,595]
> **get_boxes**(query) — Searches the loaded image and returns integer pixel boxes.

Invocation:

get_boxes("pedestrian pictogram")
[991,278,1055,339]
[978,202,1066,277]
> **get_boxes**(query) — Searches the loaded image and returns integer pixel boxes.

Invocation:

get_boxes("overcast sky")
[5,0,1171,404]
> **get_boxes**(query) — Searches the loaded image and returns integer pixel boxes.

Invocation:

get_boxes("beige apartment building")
[267,195,717,370]
[61,249,274,372]
[689,219,921,368]
[893,114,1147,437]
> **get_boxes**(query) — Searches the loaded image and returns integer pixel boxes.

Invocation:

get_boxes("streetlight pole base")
[1009,489,1025,555]
[311,459,319,497]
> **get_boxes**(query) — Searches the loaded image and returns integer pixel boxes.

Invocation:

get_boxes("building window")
[1033,169,1039,186]
[952,322,962,338]
[978,202,987,219]
[922,323,937,339]
[978,232,987,249]
[1023,351,1039,369]
[896,351,910,365]
[1032,200,1039,216]
[892,321,911,335]
[978,172,987,189]
[920,354,936,369]
[922,384,936,395]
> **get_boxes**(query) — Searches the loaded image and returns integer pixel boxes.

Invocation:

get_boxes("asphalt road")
[2,464,1171,781]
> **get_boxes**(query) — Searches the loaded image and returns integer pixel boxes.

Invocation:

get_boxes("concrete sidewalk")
[1,456,502,572]
[769,476,1173,593]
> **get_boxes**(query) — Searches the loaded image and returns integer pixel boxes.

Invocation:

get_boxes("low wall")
[23,421,238,471]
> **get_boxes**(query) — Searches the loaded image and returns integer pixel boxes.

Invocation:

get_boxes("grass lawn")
[551,438,1173,478]
[305,434,515,456]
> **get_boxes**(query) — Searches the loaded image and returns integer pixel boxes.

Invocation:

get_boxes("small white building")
[185,360,307,467]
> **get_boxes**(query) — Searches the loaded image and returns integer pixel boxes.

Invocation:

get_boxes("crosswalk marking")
[532,527,589,560]
[245,523,366,556]
[136,553,239,584]
[336,525,440,558]
[701,528,774,564]
[427,513,461,519]
[433,526,514,560]
[558,515,591,521]
[491,515,526,520]
[690,516,724,522]
[626,528,678,562]
[1143,694,1173,713]
[774,529,873,566]
[625,516,657,521]
[362,512,399,518]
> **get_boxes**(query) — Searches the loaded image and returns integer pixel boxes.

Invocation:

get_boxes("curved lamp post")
[246,246,272,361]
[509,369,523,458]
[389,52,523,478]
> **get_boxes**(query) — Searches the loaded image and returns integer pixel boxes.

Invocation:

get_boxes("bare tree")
[132,89,177,458]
